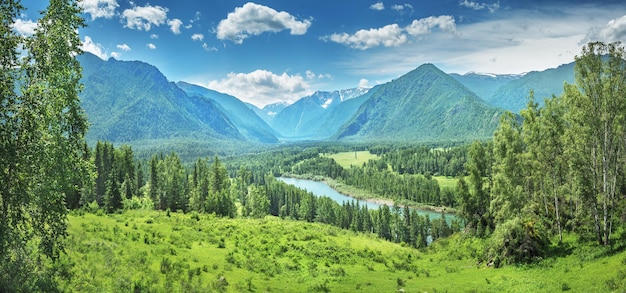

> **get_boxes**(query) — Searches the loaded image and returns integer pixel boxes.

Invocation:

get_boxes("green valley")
[3,1,626,292]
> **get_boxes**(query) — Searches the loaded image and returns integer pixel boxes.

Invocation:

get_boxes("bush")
[486,217,550,266]
[123,196,154,210]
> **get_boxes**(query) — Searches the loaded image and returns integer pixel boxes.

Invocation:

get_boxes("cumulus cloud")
[325,24,407,50]
[168,18,183,34]
[81,36,108,59]
[216,2,312,44]
[122,4,168,31]
[370,2,384,11]
[206,70,312,107]
[110,52,121,59]
[191,33,204,41]
[146,43,156,50]
[323,15,456,50]
[459,0,500,13]
[12,18,37,36]
[117,44,131,51]
[582,14,626,44]
[80,0,119,20]
[150,34,159,39]
[405,15,457,36]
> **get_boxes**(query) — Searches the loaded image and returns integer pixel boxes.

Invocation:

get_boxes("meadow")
[433,176,459,190]
[57,209,626,292]
[324,151,380,169]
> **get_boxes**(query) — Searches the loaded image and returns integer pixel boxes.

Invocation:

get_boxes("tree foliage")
[0,0,88,290]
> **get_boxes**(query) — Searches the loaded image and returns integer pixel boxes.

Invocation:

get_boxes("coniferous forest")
[2,1,626,292]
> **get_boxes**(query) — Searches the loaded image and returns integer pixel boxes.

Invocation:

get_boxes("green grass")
[323,151,379,169]
[433,176,459,189]
[58,210,626,292]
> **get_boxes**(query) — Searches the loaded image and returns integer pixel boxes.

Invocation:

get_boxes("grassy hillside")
[58,210,626,292]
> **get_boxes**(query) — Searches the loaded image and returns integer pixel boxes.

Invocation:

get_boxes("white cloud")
[459,0,500,13]
[391,4,413,11]
[117,44,131,51]
[216,2,312,44]
[12,18,37,36]
[359,79,370,88]
[304,70,331,80]
[206,70,313,107]
[324,16,456,50]
[405,15,457,36]
[203,43,218,51]
[168,18,183,34]
[81,36,108,59]
[191,33,204,41]
[339,6,623,78]
[326,24,407,50]
[190,11,201,23]
[582,14,626,44]
[150,34,159,39]
[370,2,384,11]
[306,70,316,80]
[80,0,119,20]
[146,43,156,50]
[110,52,121,59]
[122,4,168,31]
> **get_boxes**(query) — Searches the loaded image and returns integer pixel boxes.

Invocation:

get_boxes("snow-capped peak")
[321,98,334,109]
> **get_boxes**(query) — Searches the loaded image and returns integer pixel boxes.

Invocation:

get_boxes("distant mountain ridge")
[484,62,575,112]
[269,88,369,140]
[77,52,578,147]
[450,72,523,103]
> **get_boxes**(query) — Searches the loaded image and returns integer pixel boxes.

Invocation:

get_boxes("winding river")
[276,177,455,223]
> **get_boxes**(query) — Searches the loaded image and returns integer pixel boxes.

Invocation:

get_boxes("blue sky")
[15,0,626,107]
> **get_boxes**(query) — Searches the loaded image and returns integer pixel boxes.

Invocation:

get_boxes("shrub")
[160,257,172,274]
[486,217,549,266]
[561,282,571,291]
[123,196,154,210]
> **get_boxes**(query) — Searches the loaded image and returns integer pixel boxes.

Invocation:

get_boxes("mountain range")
[76,52,577,148]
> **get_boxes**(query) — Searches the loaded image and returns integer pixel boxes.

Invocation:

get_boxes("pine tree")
[105,167,122,213]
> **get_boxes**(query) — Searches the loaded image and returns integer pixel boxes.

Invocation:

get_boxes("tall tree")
[459,141,492,236]
[105,166,122,213]
[538,95,567,242]
[563,42,626,246]
[1,0,88,289]
[245,185,270,218]
[149,155,159,207]
[490,112,525,225]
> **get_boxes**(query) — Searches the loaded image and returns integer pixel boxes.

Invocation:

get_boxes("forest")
[1,0,626,291]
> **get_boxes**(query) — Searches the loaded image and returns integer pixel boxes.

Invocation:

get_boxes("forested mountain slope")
[336,64,504,142]
[176,81,279,143]
[78,53,243,144]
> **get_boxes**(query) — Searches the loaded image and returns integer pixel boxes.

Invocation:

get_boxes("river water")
[276,177,455,223]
